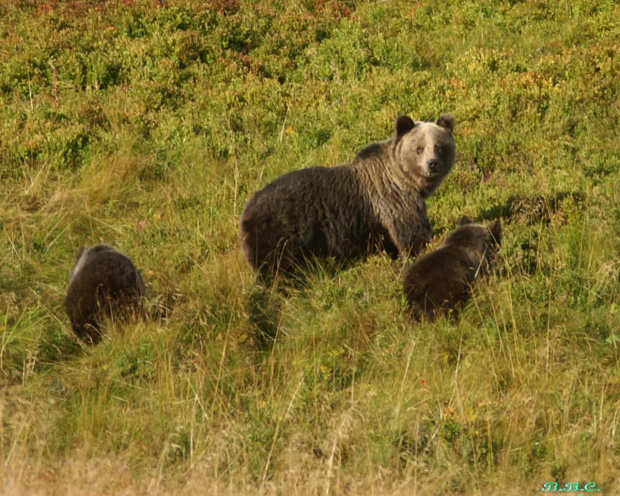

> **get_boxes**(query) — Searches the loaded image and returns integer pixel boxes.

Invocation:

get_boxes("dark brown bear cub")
[240,113,457,280]
[64,244,146,344]
[404,217,502,322]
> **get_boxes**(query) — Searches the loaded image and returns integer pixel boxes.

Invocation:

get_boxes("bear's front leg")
[384,214,433,259]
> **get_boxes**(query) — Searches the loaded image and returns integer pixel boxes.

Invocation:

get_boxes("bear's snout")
[427,158,441,174]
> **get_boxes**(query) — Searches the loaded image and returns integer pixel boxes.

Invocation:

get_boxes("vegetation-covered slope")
[1,1,619,494]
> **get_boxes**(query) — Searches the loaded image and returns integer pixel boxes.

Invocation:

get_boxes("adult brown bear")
[240,113,456,279]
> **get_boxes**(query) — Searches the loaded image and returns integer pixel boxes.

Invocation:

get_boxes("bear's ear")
[75,246,86,261]
[436,113,455,133]
[488,219,502,244]
[396,115,416,136]
[458,215,474,226]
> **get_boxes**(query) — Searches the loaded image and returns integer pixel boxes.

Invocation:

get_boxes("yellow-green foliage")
[1,0,619,494]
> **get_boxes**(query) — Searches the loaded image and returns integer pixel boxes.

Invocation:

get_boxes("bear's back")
[404,246,474,319]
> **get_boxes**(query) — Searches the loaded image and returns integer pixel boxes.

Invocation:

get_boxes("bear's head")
[393,113,456,197]
[445,216,502,264]
[70,244,119,279]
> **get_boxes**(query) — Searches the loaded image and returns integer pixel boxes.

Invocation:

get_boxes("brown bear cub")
[64,244,146,344]
[240,113,457,280]
[403,217,502,322]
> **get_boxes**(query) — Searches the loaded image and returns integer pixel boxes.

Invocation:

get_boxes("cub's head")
[70,244,118,279]
[393,113,456,197]
[444,216,502,264]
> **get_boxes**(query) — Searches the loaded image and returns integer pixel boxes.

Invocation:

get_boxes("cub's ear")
[458,215,474,226]
[75,246,86,260]
[488,219,502,244]
[396,115,416,136]
[436,113,455,133]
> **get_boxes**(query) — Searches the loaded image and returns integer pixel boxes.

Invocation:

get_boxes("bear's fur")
[403,217,502,322]
[64,244,146,344]
[240,113,456,279]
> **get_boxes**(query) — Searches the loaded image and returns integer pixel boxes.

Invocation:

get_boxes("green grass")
[1,0,619,494]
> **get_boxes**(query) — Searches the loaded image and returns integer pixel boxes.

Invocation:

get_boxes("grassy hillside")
[1,0,619,494]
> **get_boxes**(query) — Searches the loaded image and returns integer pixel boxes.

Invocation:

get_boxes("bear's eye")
[434,144,442,154]
[416,146,424,155]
